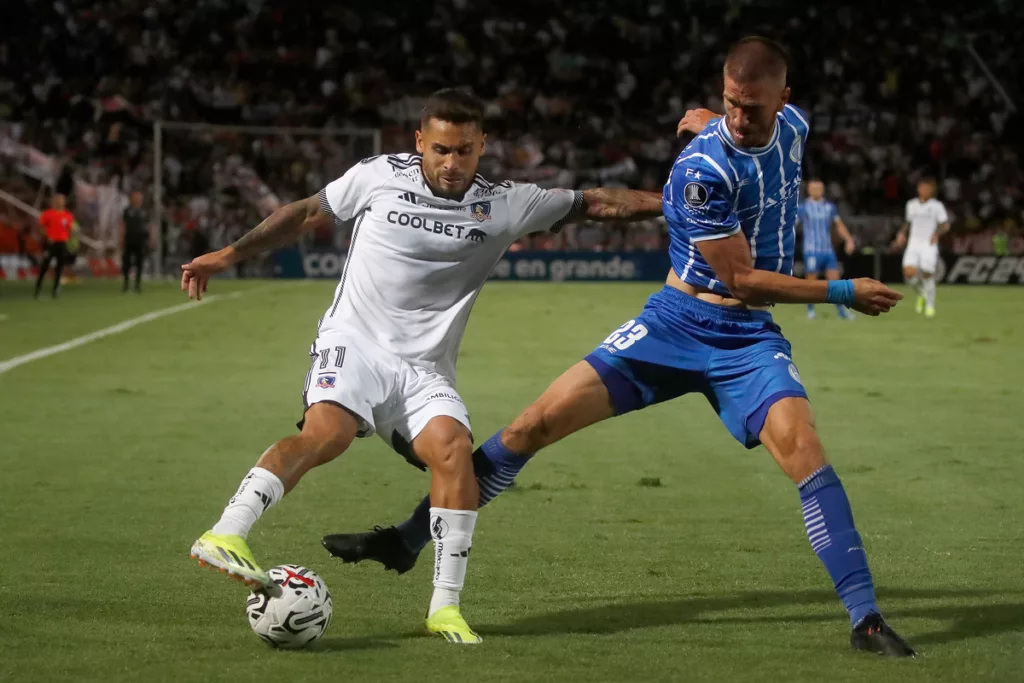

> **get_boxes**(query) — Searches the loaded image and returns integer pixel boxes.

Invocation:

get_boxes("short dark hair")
[919,177,937,185]
[420,88,485,129]
[724,36,789,84]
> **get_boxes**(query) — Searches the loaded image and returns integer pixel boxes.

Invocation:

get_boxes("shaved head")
[724,36,789,87]
[721,36,791,148]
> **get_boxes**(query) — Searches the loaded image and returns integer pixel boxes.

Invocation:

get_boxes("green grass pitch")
[1,279,1022,682]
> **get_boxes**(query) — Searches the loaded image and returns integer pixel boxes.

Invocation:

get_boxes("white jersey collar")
[419,175,474,204]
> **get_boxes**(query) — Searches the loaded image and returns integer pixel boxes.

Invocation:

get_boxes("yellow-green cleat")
[925,306,936,319]
[915,296,926,314]
[425,606,482,645]
[190,531,270,588]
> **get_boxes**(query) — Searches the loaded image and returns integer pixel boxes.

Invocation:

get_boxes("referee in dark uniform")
[121,191,152,293]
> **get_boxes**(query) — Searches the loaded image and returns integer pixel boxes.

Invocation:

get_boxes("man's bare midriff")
[665,270,769,311]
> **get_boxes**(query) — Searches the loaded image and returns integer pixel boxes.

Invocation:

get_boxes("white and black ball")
[245,565,332,649]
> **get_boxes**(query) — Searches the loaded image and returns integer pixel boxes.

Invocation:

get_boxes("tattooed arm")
[229,194,330,261]
[579,188,663,221]
[181,193,332,300]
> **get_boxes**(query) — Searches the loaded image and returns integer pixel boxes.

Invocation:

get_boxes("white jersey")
[904,198,949,247]
[318,153,581,380]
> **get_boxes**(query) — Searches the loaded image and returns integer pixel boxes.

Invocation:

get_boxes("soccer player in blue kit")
[324,37,915,657]
[797,179,857,319]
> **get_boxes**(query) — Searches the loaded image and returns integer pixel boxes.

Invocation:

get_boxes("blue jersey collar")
[718,117,781,156]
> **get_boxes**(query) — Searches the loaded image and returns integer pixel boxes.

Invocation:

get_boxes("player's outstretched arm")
[579,188,663,221]
[227,194,331,260]
[696,232,903,315]
[181,194,329,300]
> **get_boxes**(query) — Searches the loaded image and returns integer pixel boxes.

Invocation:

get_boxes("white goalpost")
[152,121,382,278]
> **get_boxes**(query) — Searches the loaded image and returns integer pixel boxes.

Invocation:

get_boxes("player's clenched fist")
[181,247,235,301]
[851,278,903,316]
[677,108,719,137]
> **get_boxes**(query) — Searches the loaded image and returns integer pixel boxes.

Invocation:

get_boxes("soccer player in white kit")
[892,178,949,318]
[179,89,662,644]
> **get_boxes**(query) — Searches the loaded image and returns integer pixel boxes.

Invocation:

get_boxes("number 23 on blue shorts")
[584,286,808,448]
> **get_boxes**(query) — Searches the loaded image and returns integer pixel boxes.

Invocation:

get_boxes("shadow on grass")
[311,635,406,653]
[307,587,1022,652]
[477,587,1024,647]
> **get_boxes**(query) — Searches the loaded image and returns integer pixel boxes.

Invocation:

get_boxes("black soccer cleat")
[321,525,419,575]
[850,614,916,658]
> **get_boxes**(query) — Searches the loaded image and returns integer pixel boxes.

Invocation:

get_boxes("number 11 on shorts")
[319,346,346,370]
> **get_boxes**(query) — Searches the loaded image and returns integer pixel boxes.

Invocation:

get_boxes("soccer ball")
[245,565,333,649]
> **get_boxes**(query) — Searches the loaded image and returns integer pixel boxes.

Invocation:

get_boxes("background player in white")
[179,89,662,644]
[892,178,949,318]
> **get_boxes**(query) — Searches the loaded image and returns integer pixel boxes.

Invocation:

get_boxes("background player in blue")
[324,37,914,657]
[797,179,857,319]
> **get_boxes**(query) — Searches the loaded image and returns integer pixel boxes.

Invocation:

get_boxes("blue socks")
[798,465,879,627]
[396,439,879,629]
[396,430,533,553]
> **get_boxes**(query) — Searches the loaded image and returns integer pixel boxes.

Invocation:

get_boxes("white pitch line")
[0,293,236,376]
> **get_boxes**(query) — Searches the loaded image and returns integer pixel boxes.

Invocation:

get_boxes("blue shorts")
[585,286,808,449]
[804,251,838,275]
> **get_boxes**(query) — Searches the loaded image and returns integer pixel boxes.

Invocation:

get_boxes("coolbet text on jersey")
[584,105,811,448]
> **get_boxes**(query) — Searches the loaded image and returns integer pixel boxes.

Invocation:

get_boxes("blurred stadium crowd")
[1,0,1021,260]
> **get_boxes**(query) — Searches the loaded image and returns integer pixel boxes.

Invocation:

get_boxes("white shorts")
[902,243,939,274]
[301,331,472,458]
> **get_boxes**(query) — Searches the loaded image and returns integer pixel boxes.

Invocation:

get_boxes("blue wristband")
[826,279,855,307]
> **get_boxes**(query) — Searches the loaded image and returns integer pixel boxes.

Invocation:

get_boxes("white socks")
[923,277,936,309]
[908,274,923,296]
[428,507,477,617]
[211,467,285,538]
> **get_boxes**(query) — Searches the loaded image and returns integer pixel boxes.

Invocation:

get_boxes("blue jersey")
[798,198,838,256]
[663,104,810,297]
